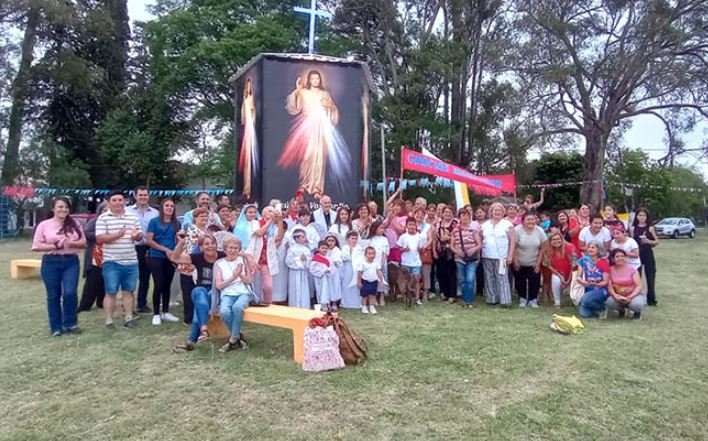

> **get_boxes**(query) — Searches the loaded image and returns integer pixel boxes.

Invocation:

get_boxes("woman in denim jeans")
[450,208,481,308]
[170,234,225,353]
[576,243,610,318]
[32,197,86,336]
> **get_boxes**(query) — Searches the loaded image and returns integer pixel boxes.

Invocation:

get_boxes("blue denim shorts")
[102,261,139,294]
[402,265,422,277]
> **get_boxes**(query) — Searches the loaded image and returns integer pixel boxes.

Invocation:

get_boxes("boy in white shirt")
[396,217,427,308]
[357,246,385,315]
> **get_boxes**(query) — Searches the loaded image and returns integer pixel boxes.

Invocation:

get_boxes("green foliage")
[530,152,584,210]
[605,148,706,220]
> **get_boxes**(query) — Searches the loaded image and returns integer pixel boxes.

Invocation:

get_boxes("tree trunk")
[1,6,39,186]
[579,126,609,210]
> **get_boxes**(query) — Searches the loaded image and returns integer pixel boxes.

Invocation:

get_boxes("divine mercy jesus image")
[239,77,258,199]
[277,69,351,198]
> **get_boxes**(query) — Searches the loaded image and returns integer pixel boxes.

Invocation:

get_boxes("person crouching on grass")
[396,217,427,308]
[215,237,252,352]
[357,246,385,314]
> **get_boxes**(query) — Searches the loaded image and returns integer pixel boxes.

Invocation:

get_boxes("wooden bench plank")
[10,259,42,279]
[207,305,328,364]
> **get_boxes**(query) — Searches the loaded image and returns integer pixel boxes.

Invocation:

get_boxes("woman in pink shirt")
[32,197,87,336]
[607,248,646,319]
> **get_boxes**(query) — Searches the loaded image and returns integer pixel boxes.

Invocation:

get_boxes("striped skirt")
[482,258,512,305]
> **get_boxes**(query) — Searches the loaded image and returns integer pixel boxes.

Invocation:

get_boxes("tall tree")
[511,0,708,209]
[1,0,40,185]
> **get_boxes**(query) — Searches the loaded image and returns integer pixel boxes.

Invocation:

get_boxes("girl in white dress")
[340,231,363,309]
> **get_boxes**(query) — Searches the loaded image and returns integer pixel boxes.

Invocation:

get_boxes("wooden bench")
[208,305,328,364]
[10,259,42,279]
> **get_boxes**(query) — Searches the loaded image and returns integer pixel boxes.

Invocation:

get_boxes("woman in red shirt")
[543,232,576,308]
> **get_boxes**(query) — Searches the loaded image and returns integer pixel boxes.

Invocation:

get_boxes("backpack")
[550,314,585,335]
[320,312,368,365]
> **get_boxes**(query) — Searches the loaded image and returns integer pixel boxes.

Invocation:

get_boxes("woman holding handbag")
[433,205,459,303]
[449,208,482,308]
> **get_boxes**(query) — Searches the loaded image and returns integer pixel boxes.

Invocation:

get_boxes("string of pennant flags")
[2,179,705,200]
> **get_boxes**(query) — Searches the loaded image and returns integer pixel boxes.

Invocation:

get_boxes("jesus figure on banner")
[277,69,351,198]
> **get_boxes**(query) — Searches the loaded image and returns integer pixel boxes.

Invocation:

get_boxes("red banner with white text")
[401,148,503,196]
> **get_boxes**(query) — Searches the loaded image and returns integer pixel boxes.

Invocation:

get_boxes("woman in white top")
[215,237,252,353]
[610,225,641,270]
[480,202,516,306]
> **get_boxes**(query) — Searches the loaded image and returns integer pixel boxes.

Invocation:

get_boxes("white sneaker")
[529,300,539,309]
[369,305,378,315]
[151,315,162,326]
[361,306,369,314]
[415,299,423,307]
[519,299,528,308]
[161,312,179,322]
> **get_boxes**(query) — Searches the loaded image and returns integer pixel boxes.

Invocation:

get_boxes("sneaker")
[529,300,539,309]
[369,305,378,315]
[447,298,455,304]
[137,306,152,314]
[51,330,62,337]
[65,326,82,334]
[105,322,115,331]
[632,311,642,320]
[361,306,369,314]
[598,309,608,320]
[415,299,423,307]
[519,299,528,308]
[123,319,138,329]
[161,312,180,322]
[428,292,437,300]
[152,315,162,326]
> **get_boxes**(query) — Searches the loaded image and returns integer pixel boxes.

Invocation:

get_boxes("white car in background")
[655,217,696,239]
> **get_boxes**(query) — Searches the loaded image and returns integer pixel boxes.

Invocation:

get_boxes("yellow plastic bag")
[550,314,585,335]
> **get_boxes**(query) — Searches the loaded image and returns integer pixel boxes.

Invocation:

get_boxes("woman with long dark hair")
[630,207,659,306]
[146,198,181,325]
[32,197,86,336]
[78,202,108,313]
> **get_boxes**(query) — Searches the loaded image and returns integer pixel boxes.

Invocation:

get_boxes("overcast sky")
[127,0,707,179]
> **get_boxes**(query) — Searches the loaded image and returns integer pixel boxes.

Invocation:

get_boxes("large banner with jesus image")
[233,54,371,207]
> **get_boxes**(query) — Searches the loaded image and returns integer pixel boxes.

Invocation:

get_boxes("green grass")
[1,235,707,440]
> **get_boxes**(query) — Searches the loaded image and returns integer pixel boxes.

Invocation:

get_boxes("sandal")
[172,341,196,353]
[197,328,210,342]
[219,341,239,353]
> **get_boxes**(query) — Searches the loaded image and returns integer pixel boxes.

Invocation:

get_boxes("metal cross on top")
[294,0,333,54]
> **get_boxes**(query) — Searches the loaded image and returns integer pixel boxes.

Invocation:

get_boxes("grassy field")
[1,235,707,441]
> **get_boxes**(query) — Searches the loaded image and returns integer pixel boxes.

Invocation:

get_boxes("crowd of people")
[30,186,660,352]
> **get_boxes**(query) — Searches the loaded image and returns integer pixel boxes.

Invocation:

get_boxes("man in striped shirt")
[96,190,143,329]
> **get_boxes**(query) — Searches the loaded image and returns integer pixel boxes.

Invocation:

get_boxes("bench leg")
[15,267,38,279]
[11,264,18,279]
[292,326,305,364]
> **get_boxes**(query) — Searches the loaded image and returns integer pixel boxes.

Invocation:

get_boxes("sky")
[126,0,707,179]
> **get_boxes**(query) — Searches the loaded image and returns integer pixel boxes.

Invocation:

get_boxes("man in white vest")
[312,194,338,239]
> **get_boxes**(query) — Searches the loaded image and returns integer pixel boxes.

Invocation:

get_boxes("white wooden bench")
[208,305,328,364]
[10,259,41,279]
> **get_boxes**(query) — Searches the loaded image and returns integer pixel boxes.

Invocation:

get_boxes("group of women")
[31,192,660,339]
